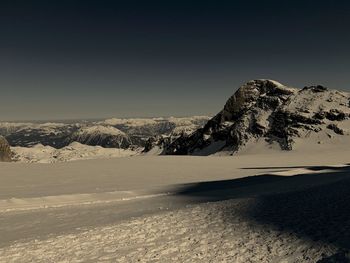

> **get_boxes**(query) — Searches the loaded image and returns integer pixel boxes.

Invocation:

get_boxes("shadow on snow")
[175,164,350,262]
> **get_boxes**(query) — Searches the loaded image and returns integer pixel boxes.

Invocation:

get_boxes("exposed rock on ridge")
[0,136,12,161]
[159,80,350,155]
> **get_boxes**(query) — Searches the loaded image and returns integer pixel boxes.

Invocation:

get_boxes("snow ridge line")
[0,191,171,213]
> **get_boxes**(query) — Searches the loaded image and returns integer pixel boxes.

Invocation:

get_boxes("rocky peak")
[302,85,328,93]
[158,79,350,155]
[220,79,296,122]
[0,136,12,161]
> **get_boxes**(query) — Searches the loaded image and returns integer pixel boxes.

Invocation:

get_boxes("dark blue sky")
[1,0,350,120]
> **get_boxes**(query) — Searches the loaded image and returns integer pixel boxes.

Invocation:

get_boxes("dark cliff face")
[0,136,12,162]
[161,80,350,155]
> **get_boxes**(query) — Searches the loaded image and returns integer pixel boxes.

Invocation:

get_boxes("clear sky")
[1,0,350,121]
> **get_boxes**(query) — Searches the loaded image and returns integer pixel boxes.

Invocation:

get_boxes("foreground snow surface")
[0,199,339,263]
[1,152,350,262]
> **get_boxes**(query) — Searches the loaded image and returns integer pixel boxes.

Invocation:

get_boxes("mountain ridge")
[156,79,350,155]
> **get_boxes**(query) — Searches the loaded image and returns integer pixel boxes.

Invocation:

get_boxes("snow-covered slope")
[160,80,350,155]
[1,152,350,262]
[12,142,137,163]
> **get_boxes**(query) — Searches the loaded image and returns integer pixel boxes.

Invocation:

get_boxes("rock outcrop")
[158,79,350,155]
[0,136,12,161]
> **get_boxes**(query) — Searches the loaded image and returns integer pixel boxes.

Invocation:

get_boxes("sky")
[1,0,350,121]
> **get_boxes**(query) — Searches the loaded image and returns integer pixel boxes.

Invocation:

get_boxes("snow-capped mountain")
[158,80,350,155]
[67,125,132,148]
[98,116,209,138]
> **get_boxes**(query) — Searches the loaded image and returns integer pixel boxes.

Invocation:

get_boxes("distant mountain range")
[0,116,210,151]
